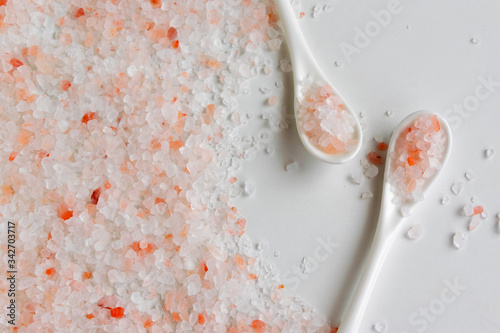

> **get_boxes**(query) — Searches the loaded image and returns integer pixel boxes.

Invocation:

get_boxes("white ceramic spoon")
[274,0,362,164]
[339,110,453,333]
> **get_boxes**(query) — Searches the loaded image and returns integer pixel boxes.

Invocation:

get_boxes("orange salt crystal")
[378,142,388,151]
[74,8,84,18]
[278,284,284,289]
[145,22,154,31]
[169,140,184,150]
[234,254,246,270]
[129,241,141,252]
[110,307,124,318]
[144,319,154,328]
[473,206,484,215]
[407,156,416,166]
[61,80,71,90]
[149,138,161,150]
[249,274,257,280]
[251,319,266,333]
[174,185,181,195]
[228,177,237,184]
[150,0,161,8]
[431,115,441,132]
[167,27,177,40]
[58,203,73,221]
[177,111,186,118]
[86,314,94,319]
[155,197,166,205]
[18,129,31,146]
[82,271,92,280]
[10,58,23,68]
[2,185,13,196]
[299,12,305,18]
[8,151,17,161]
[0,0,6,6]
[368,152,383,166]
[81,111,96,124]
[331,327,339,333]
[90,188,101,204]
[172,40,179,49]
[198,314,205,325]
[45,268,56,276]
[172,312,181,322]
[104,180,111,189]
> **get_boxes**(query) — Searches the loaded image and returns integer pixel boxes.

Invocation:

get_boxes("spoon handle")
[339,212,403,333]
[273,0,319,80]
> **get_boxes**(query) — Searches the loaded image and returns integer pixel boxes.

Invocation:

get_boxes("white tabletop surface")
[236,0,500,332]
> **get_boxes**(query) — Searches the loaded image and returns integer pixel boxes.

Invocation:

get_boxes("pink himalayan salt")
[298,81,357,154]
[389,114,446,202]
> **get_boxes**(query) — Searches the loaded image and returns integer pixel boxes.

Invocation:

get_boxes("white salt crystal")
[441,196,450,205]
[244,181,255,195]
[185,274,201,296]
[471,196,479,203]
[257,241,269,251]
[108,270,126,283]
[359,112,366,119]
[385,110,393,117]
[324,4,333,12]
[465,171,475,181]
[265,146,274,154]
[400,206,412,217]
[373,322,387,332]
[361,191,373,199]
[274,251,280,257]
[471,38,480,44]
[373,134,385,143]
[453,232,468,249]
[276,81,284,88]
[481,211,489,218]
[260,87,271,94]
[469,215,482,231]
[485,148,495,158]
[350,173,365,185]
[364,165,379,178]
[334,61,343,67]
[285,161,298,172]
[407,225,422,240]
[451,182,464,196]
[463,204,474,216]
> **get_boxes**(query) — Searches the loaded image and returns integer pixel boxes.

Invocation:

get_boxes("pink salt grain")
[368,151,383,165]
[167,27,177,40]
[268,96,278,106]
[61,80,71,91]
[251,320,266,333]
[298,80,357,154]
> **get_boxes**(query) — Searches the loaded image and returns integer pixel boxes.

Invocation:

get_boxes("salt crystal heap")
[298,79,358,154]
[388,114,446,203]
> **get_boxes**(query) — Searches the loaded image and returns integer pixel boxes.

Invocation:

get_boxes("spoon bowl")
[274,0,362,164]
[338,110,453,333]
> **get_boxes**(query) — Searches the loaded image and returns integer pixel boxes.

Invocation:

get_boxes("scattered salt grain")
[361,191,374,199]
[400,206,412,217]
[407,225,422,240]
[385,110,393,117]
[471,38,480,45]
[276,81,284,88]
[484,148,495,158]
[469,215,482,231]
[350,173,365,185]
[465,171,475,181]
[268,96,279,106]
[274,251,280,257]
[453,232,468,249]
[285,161,299,172]
[441,196,450,205]
[373,322,387,332]
[244,181,256,195]
[463,204,474,217]
[451,182,464,196]
[359,112,366,119]
[265,146,275,154]
[260,87,271,94]
[471,196,479,204]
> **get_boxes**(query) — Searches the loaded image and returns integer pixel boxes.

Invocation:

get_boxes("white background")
[236,0,500,332]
